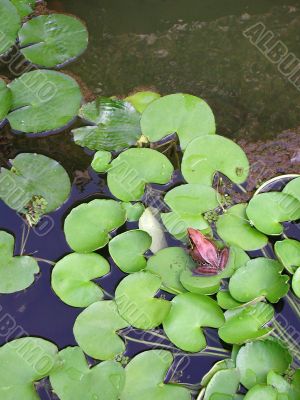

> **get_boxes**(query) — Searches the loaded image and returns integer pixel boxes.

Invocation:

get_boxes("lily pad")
[203,369,240,400]
[140,93,215,150]
[0,78,11,122]
[163,292,225,352]
[0,337,58,399]
[91,150,112,173]
[120,350,191,400]
[292,268,300,298]
[52,252,110,307]
[229,258,289,303]
[275,238,300,274]
[0,231,39,294]
[73,301,129,360]
[115,271,171,329]
[267,370,300,400]
[283,176,300,201]
[236,339,292,389]
[11,0,36,17]
[0,153,71,223]
[7,70,82,134]
[216,204,268,251]
[122,202,145,221]
[181,135,249,186]
[50,347,125,400]
[244,385,278,400]
[0,0,20,56]
[72,97,141,151]
[64,199,126,253]
[201,359,236,387]
[125,91,161,113]
[217,290,244,310]
[246,192,300,235]
[109,230,152,273]
[106,148,174,201]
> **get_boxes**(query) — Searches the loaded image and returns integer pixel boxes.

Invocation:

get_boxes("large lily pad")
[163,292,225,352]
[0,231,39,294]
[73,301,129,360]
[292,268,300,298]
[0,78,11,122]
[64,199,126,253]
[11,0,36,17]
[125,91,161,113]
[106,148,174,202]
[140,93,215,150]
[201,359,236,387]
[275,238,300,274]
[217,290,244,310]
[19,14,88,68]
[267,370,300,400]
[283,176,300,201]
[216,204,268,251]
[7,70,82,134]
[120,350,191,400]
[181,135,249,186]
[50,347,125,400]
[0,337,58,399]
[115,271,171,329]
[246,192,300,235]
[72,97,141,151]
[244,385,278,400]
[229,258,289,303]
[52,252,110,307]
[0,0,20,56]
[203,369,240,400]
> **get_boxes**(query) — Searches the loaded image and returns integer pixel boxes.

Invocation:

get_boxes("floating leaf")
[0,0,20,56]
[283,176,300,201]
[140,93,215,149]
[267,370,300,400]
[203,369,240,400]
[11,0,36,17]
[122,202,145,221]
[236,339,292,389]
[216,204,268,251]
[181,135,249,186]
[73,301,129,360]
[201,359,236,387]
[275,239,300,274]
[125,91,161,113]
[50,347,125,400]
[163,292,224,352]
[106,148,174,201]
[139,207,168,253]
[229,258,289,303]
[72,97,141,151]
[64,199,126,253]
[115,271,171,329]
[292,268,300,298]
[0,337,58,399]
[109,230,152,273]
[217,290,244,310]
[244,385,278,399]
[0,78,11,122]
[91,150,112,172]
[246,192,300,235]
[7,70,82,134]
[120,350,191,400]
[52,252,110,307]
[0,231,39,294]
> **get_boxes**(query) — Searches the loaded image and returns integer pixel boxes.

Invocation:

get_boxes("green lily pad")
[64,199,126,253]
[229,258,289,303]
[0,153,71,224]
[292,268,300,298]
[91,150,112,173]
[218,302,274,344]
[106,148,174,201]
[283,176,300,201]
[0,0,20,56]
[72,97,141,152]
[0,231,39,294]
[0,78,11,121]
[0,337,58,399]
[267,370,300,400]
[216,204,268,251]
[275,239,300,274]
[52,252,110,307]
[125,91,161,113]
[139,207,168,253]
[50,347,125,400]
[109,230,152,273]
[217,290,244,310]
[163,292,225,352]
[11,0,36,17]
[73,301,129,360]
[115,271,171,329]
[140,93,215,150]
[244,385,278,400]
[181,135,249,186]
[122,202,145,221]
[236,339,292,389]
[7,70,82,134]
[246,192,300,235]
[201,359,236,387]
[120,350,191,400]
[203,369,240,400]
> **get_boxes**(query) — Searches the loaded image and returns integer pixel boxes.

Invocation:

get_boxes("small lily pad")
[125,91,161,113]
[236,339,292,389]
[7,70,82,134]
[275,238,300,274]
[203,369,240,400]
[163,292,225,352]
[140,93,215,150]
[267,370,300,400]
[11,0,36,17]
[122,202,145,221]
[0,78,11,122]
[244,385,278,400]
[106,148,174,201]
[109,230,152,273]
[120,350,191,400]
[115,271,171,329]
[0,231,39,294]
[72,97,141,151]
[283,176,300,201]
[0,0,20,56]
[91,150,112,172]
[217,290,244,310]
[292,268,300,298]
[73,301,129,360]
[50,347,125,400]
[246,192,300,235]
[229,258,289,303]
[181,135,249,186]
[64,199,126,253]
[52,252,110,307]
[201,359,236,387]
[216,204,268,251]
